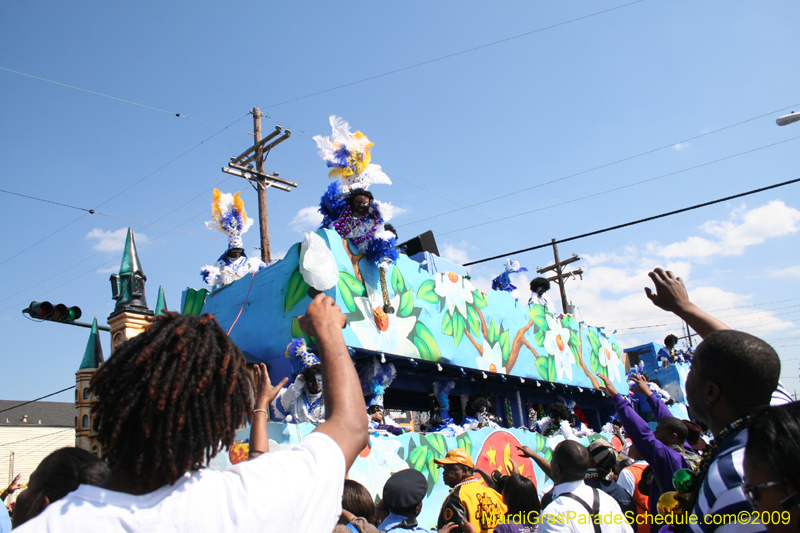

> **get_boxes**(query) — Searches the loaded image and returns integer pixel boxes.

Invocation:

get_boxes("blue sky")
[2,1,799,405]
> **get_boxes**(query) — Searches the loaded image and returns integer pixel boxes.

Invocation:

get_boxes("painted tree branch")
[575,324,601,389]
[506,319,536,372]
[477,306,489,339]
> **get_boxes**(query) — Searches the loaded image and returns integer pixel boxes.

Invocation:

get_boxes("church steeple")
[109,228,153,319]
[154,285,168,316]
[76,318,104,454]
[78,318,105,370]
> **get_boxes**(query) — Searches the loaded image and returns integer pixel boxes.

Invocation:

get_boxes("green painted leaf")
[467,306,481,339]
[572,345,581,365]
[417,279,439,305]
[291,317,310,343]
[529,304,545,320]
[588,330,601,352]
[534,329,545,347]
[426,448,438,487]
[441,312,453,336]
[284,268,310,312]
[410,445,429,473]
[488,319,499,344]
[612,343,621,356]
[414,322,441,361]
[543,449,553,462]
[535,433,545,452]
[391,265,405,294]
[499,330,510,362]
[456,433,472,456]
[339,271,365,296]
[535,357,549,380]
[562,316,572,328]
[427,434,447,457]
[548,361,557,382]
[473,290,488,309]
[570,328,581,347]
[590,353,599,374]
[452,312,465,347]
[337,278,356,313]
[399,289,414,317]
[533,314,548,331]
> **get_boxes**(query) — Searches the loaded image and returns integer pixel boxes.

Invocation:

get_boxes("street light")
[777,111,800,126]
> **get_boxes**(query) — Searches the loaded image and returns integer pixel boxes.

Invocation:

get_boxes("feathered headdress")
[286,338,320,376]
[205,189,254,249]
[359,357,397,406]
[313,116,391,191]
[491,258,529,292]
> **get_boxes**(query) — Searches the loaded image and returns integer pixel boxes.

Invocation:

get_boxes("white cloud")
[290,206,323,233]
[673,142,689,151]
[96,264,119,274]
[657,201,800,261]
[769,266,800,279]
[86,228,148,252]
[440,243,470,265]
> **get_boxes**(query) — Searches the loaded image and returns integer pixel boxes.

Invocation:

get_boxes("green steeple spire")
[109,228,153,319]
[155,285,168,316]
[78,318,105,370]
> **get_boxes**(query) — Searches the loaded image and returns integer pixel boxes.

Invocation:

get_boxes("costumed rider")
[491,259,528,294]
[314,115,399,312]
[271,338,325,424]
[360,356,405,436]
[528,276,555,315]
[200,189,267,288]
[655,334,687,367]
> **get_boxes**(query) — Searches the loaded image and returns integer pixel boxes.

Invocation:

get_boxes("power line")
[608,297,800,325]
[463,175,800,267]
[0,429,73,448]
[264,1,645,109]
[400,102,800,228]
[0,66,252,134]
[446,134,800,236]
[0,386,76,415]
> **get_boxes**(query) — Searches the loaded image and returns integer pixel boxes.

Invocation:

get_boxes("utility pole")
[222,107,295,263]
[536,239,583,314]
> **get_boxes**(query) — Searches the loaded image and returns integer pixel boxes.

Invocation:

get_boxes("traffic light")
[25,301,82,322]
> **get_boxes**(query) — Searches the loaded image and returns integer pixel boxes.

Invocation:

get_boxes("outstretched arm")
[248,363,288,459]
[644,268,729,338]
[300,295,368,471]
[517,445,552,479]
[0,473,21,501]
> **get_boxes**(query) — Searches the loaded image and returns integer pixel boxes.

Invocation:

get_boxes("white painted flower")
[543,314,573,381]
[598,336,621,383]
[476,339,507,374]
[348,437,409,498]
[350,295,419,358]
[434,271,476,318]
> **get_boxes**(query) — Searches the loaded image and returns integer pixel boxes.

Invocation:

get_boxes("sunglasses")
[741,481,781,508]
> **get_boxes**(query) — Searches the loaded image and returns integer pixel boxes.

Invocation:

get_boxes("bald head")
[552,440,590,483]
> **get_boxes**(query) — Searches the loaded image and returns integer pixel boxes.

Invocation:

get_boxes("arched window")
[83,388,90,400]
[82,415,89,428]
[74,416,78,428]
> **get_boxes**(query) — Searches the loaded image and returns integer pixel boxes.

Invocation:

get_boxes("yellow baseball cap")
[433,448,474,469]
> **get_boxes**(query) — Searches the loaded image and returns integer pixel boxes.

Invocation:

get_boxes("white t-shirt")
[538,480,633,533]
[17,433,344,533]
[617,461,648,497]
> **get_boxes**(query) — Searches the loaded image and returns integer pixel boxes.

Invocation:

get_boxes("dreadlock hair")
[90,312,253,487]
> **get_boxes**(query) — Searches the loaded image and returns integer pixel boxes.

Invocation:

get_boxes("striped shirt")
[688,428,765,533]
[771,382,793,406]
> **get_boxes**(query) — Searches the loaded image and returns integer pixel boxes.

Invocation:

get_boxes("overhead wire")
[0,66,252,134]
[0,386,76,415]
[446,134,800,237]
[462,175,800,266]
[400,102,800,228]
[263,1,646,109]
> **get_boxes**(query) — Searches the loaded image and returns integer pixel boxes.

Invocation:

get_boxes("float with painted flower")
[190,116,632,529]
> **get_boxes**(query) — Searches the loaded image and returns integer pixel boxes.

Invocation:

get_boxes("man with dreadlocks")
[17,294,368,533]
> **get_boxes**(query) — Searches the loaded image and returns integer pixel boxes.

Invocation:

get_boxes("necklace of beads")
[454,477,479,489]
[334,205,380,245]
[657,415,752,525]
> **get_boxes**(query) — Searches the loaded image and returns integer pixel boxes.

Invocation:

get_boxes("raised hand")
[644,268,690,313]
[298,294,347,340]
[254,363,289,411]
[629,373,652,397]
[596,372,618,397]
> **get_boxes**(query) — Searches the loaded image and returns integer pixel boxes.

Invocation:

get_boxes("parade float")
[182,116,643,527]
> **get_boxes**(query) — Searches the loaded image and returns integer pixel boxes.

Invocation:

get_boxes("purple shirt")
[613,393,689,533]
